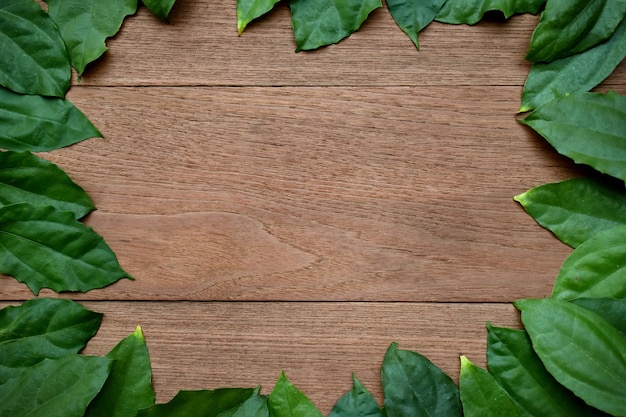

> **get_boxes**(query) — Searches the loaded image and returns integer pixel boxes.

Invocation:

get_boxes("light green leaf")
[526,0,626,62]
[0,86,101,151]
[0,202,132,295]
[387,0,447,48]
[45,0,138,75]
[142,0,177,21]
[0,0,71,97]
[552,226,626,300]
[520,17,626,112]
[236,0,280,35]
[382,343,462,417]
[137,388,258,417]
[514,177,626,248]
[289,0,382,51]
[571,298,626,338]
[0,151,95,219]
[0,298,102,385]
[519,91,626,183]
[435,0,545,25]
[486,324,606,417]
[269,372,324,417]
[516,298,626,416]
[459,356,524,417]
[85,326,155,417]
[226,393,269,417]
[329,375,382,417]
[0,354,112,417]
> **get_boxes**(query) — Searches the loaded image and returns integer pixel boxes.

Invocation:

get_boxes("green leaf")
[0,86,101,152]
[0,354,112,417]
[236,0,280,35]
[137,388,258,417]
[459,356,524,417]
[514,177,626,248]
[329,375,382,417]
[435,0,545,25]
[0,202,132,295]
[382,343,462,417]
[571,298,626,338]
[519,91,626,183]
[0,298,102,384]
[142,0,177,21]
[516,298,626,416]
[553,225,626,300]
[45,0,138,75]
[386,0,447,48]
[0,151,95,218]
[0,0,71,97]
[289,0,382,51]
[269,372,324,417]
[85,326,155,417]
[526,0,626,62]
[520,17,626,112]
[486,324,607,417]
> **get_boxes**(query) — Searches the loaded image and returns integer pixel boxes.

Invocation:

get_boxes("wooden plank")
[0,300,522,414]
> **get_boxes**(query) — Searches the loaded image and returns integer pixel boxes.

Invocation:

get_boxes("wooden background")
[2,1,626,413]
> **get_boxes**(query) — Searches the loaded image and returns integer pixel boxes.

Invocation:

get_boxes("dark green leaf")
[137,388,258,417]
[0,151,95,218]
[571,298,626,338]
[459,356,524,417]
[329,374,381,417]
[382,343,462,417]
[514,176,626,247]
[487,324,607,417]
[0,85,101,152]
[0,354,111,417]
[435,0,545,25]
[0,0,71,97]
[553,225,626,300]
[520,17,626,112]
[269,372,324,417]
[85,326,155,417]
[226,393,269,417]
[516,298,626,416]
[45,0,138,75]
[519,91,626,183]
[0,298,102,384]
[0,202,132,295]
[387,0,447,48]
[526,0,626,62]
[289,0,382,51]
[142,0,177,21]
[236,0,280,35]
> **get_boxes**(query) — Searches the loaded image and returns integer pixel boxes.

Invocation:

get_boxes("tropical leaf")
[387,0,448,48]
[329,375,382,417]
[236,0,281,35]
[269,372,324,417]
[435,0,545,25]
[142,0,177,21]
[137,388,258,417]
[571,297,626,338]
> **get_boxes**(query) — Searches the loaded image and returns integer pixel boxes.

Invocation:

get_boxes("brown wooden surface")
[3,1,626,414]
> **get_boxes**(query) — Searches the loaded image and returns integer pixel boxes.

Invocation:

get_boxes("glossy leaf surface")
[572,297,626,338]
[486,324,606,417]
[526,0,626,62]
[387,0,447,48]
[137,388,258,416]
[85,326,155,417]
[382,343,462,417]
[329,375,381,417]
[521,17,626,112]
[459,356,524,417]
[520,91,626,183]
[0,0,70,97]
[236,0,280,34]
[0,354,111,417]
[45,0,138,75]
[269,372,324,417]
[435,0,544,25]
[0,151,95,218]
[290,0,382,51]
[0,298,102,384]
[514,177,626,247]
[142,0,177,20]
[553,225,626,300]
[516,298,626,416]
[0,203,131,295]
